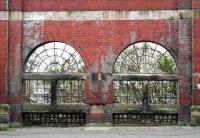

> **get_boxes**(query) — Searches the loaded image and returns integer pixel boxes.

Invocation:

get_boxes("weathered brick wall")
[0,0,198,125]
[0,0,7,11]
[22,0,178,11]
[193,19,200,104]
[178,19,192,122]
[34,20,177,103]
[193,0,200,9]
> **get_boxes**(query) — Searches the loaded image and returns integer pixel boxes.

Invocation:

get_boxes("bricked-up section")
[193,0,200,9]
[0,0,7,11]
[178,19,192,122]
[8,20,23,123]
[0,21,8,104]
[193,19,200,104]
[21,0,179,11]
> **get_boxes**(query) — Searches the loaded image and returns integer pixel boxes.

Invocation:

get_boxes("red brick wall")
[9,0,23,11]
[193,18,200,104]
[0,21,7,104]
[21,0,179,11]
[178,0,192,9]
[0,0,7,11]
[193,0,200,9]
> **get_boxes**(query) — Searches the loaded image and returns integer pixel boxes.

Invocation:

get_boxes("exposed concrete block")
[191,105,200,126]
[0,104,10,129]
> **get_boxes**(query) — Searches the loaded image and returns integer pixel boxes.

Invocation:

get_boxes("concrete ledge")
[86,123,112,127]
[113,104,177,113]
[22,103,89,113]
[9,122,21,128]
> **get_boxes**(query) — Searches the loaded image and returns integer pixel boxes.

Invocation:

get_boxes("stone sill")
[113,103,177,114]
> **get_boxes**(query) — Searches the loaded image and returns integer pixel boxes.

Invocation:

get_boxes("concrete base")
[0,104,10,130]
[191,105,200,126]
[9,122,21,128]
[86,123,112,127]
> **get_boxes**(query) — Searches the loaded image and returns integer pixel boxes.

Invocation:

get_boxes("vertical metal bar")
[78,80,80,103]
[127,81,129,103]
[44,80,45,103]
[51,80,57,105]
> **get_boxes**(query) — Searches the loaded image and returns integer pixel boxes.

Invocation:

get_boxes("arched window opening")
[114,42,176,74]
[113,42,177,105]
[23,42,85,104]
[25,42,84,73]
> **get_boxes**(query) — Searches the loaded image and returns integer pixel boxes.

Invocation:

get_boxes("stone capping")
[113,103,178,114]
[113,74,178,81]
[22,103,89,113]
[22,72,86,80]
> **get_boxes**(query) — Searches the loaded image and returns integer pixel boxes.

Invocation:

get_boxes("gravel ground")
[0,126,200,138]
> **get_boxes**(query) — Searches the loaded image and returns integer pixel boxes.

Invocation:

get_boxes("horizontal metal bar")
[113,74,178,81]
[22,73,86,80]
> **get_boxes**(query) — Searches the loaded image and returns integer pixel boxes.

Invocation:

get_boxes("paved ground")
[1,126,200,138]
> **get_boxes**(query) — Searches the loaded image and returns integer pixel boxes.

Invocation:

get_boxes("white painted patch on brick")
[0,11,8,20]
[0,10,194,21]
[23,10,179,20]
[10,11,22,21]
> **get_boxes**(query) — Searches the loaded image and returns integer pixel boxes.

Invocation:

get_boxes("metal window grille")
[113,42,177,105]
[113,113,178,125]
[114,42,176,74]
[25,42,84,73]
[23,42,85,104]
[24,80,51,104]
[57,80,85,103]
[22,112,85,127]
[113,81,177,104]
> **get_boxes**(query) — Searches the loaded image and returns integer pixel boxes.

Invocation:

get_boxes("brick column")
[8,0,23,127]
[0,0,8,104]
[178,19,192,124]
